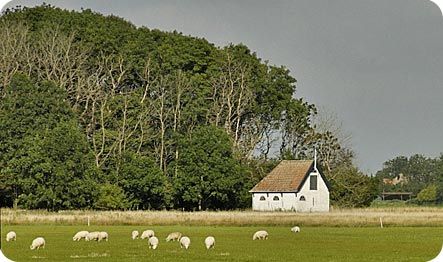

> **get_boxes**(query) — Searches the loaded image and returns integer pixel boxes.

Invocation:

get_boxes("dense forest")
[0,5,438,211]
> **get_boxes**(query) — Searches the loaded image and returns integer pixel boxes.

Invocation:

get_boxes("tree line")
[375,154,443,204]
[0,5,376,211]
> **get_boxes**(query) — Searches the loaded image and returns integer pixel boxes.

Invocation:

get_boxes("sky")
[3,0,443,174]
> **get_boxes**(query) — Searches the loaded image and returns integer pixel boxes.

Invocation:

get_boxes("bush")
[327,165,379,208]
[94,184,130,210]
[119,153,166,210]
[416,184,438,204]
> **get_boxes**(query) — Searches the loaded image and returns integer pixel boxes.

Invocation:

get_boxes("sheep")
[148,236,159,250]
[85,231,100,241]
[6,231,16,242]
[131,230,139,240]
[73,231,89,241]
[291,226,300,233]
[166,232,182,242]
[30,237,45,250]
[204,236,215,249]
[179,236,191,250]
[98,231,108,241]
[252,230,268,240]
[141,229,155,240]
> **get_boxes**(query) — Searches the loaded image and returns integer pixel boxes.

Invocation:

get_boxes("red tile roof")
[249,160,314,192]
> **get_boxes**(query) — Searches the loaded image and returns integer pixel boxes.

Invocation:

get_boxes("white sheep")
[204,236,215,249]
[148,236,159,250]
[166,232,182,242]
[291,226,300,233]
[30,237,45,250]
[141,229,155,240]
[253,230,268,240]
[131,230,139,240]
[73,231,89,241]
[6,231,16,242]
[85,231,100,241]
[179,236,191,250]
[98,231,108,241]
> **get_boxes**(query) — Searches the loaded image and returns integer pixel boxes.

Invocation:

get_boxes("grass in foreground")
[1,225,442,261]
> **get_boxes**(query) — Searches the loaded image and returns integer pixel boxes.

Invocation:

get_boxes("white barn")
[249,160,330,212]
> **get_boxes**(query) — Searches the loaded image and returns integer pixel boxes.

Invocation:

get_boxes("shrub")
[416,184,438,204]
[94,183,130,210]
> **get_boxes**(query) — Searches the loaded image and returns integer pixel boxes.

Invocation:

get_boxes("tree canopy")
[0,4,374,210]
[0,75,100,210]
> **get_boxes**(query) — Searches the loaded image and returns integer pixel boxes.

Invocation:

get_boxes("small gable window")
[259,196,266,201]
[310,175,318,190]
[273,196,280,201]
[299,196,306,201]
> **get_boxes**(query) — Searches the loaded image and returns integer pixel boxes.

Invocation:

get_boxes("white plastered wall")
[296,171,330,212]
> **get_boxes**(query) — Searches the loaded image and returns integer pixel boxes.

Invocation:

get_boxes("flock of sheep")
[130,230,193,250]
[73,231,109,241]
[5,226,301,251]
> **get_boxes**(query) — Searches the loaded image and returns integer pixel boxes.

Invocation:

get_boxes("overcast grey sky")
[4,0,443,173]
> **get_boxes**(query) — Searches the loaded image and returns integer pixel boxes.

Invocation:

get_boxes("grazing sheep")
[85,231,100,241]
[179,236,191,250]
[204,236,215,249]
[30,237,45,250]
[291,226,300,233]
[73,231,89,241]
[252,230,268,240]
[166,232,182,242]
[98,231,108,241]
[6,231,16,242]
[132,230,139,240]
[148,236,159,250]
[141,230,155,240]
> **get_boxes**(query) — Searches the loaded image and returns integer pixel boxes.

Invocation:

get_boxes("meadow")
[1,208,443,261]
[1,225,442,261]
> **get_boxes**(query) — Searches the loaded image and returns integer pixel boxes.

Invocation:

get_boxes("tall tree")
[173,125,247,210]
[0,5,332,210]
[0,75,100,210]
[119,152,166,209]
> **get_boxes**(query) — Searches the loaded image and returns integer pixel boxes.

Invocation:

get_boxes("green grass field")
[1,225,442,261]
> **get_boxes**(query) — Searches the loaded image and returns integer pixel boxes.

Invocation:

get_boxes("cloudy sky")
[3,0,443,173]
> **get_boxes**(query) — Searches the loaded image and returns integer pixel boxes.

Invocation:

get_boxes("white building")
[249,160,330,212]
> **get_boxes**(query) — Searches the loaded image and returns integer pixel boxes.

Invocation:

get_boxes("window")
[273,196,280,201]
[310,175,318,190]
[259,196,266,201]
[299,196,306,201]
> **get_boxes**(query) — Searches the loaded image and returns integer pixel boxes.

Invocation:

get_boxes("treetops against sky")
[4,0,443,174]
[0,4,440,210]
[0,5,344,210]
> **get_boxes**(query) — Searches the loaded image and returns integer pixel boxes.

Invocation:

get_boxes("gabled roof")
[249,160,317,193]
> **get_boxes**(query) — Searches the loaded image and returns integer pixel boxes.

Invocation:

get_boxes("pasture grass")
[1,225,442,261]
